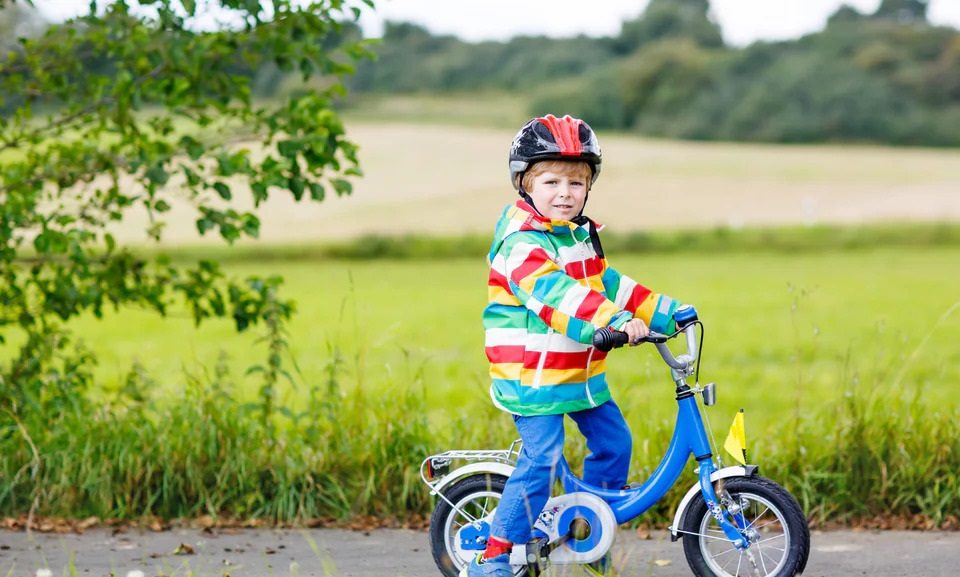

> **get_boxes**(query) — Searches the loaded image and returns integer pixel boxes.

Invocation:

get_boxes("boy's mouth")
[553,204,573,210]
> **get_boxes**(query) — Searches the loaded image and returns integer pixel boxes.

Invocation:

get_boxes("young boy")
[471,114,690,576]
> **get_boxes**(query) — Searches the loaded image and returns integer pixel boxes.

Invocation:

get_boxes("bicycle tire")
[681,476,810,577]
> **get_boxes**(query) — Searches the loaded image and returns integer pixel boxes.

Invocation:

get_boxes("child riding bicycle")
[473,114,695,576]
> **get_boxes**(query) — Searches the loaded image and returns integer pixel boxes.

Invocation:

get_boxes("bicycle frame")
[553,380,749,548]
[556,392,711,523]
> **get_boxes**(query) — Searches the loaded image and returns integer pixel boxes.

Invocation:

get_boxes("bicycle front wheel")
[681,476,810,577]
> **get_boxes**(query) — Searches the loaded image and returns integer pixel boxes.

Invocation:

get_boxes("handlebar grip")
[593,328,630,352]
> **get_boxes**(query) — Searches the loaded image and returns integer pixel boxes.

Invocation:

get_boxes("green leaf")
[278,140,302,159]
[180,136,205,161]
[288,176,305,200]
[309,182,325,201]
[242,214,260,238]
[331,178,352,196]
[213,182,232,200]
[146,164,170,186]
[182,166,201,186]
[251,182,269,204]
[196,218,214,235]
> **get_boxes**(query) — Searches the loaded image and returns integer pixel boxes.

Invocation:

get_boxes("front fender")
[669,465,758,540]
[429,462,516,496]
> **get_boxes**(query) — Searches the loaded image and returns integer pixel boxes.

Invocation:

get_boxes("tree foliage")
[873,0,928,23]
[0,0,373,418]
[613,0,723,53]
[344,2,960,146]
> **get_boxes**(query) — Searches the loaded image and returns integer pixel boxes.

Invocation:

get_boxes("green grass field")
[49,245,960,445]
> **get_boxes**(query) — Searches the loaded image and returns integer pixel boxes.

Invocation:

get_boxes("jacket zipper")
[574,225,597,407]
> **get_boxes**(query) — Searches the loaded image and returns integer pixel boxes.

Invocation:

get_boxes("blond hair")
[520,160,593,192]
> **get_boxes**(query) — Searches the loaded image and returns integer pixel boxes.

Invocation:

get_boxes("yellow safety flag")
[723,409,747,465]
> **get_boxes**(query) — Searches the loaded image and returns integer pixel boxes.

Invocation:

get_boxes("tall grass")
[0,345,433,522]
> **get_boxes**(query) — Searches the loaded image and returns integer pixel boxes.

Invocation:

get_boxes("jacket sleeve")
[495,233,633,344]
[601,264,681,334]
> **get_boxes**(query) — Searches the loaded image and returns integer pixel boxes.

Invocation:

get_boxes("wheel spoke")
[756,542,769,575]
[746,506,770,530]
[735,550,743,577]
[751,518,783,532]
[479,497,490,518]
[710,545,741,559]
[694,531,745,542]
[756,534,786,546]
[760,545,784,568]
[458,503,479,524]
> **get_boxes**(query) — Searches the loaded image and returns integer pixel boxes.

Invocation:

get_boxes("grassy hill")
[104,99,960,247]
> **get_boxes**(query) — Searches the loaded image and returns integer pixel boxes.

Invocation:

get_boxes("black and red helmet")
[508,114,602,191]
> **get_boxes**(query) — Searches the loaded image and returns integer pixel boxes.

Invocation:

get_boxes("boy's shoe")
[463,553,514,577]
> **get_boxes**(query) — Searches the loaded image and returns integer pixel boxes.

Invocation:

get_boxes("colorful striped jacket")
[483,200,680,416]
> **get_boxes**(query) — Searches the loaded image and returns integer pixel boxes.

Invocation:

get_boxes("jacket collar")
[511,199,604,233]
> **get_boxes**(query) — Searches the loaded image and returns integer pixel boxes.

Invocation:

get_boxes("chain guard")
[515,491,617,565]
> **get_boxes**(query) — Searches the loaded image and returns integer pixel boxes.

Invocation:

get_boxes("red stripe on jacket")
[564,256,604,279]
[538,306,554,326]
[525,350,591,370]
[624,284,654,312]
[575,290,607,320]
[486,345,525,364]
[488,268,510,289]
[509,247,551,285]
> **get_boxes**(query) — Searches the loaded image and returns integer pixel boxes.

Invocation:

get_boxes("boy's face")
[528,169,588,221]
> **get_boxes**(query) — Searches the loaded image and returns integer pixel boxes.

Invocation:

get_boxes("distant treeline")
[350,0,960,146]
[3,0,959,146]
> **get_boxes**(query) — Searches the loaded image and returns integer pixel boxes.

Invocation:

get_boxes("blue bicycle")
[421,315,811,577]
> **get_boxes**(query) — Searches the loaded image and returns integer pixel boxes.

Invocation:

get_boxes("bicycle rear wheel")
[428,475,539,577]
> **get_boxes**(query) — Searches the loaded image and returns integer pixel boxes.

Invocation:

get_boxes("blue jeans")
[489,399,632,545]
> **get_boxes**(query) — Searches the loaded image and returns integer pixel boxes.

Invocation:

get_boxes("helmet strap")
[517,182,545,217]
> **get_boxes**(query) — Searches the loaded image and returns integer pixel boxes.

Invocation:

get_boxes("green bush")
[528,68,629,130]
[618,38,718,133]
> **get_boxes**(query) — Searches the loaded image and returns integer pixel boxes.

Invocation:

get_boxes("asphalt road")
[1,527,958,577]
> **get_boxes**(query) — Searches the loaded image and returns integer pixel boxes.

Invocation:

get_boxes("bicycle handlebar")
[593,324,699,372]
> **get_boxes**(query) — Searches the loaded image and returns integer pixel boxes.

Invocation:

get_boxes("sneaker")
[464,553,514,577]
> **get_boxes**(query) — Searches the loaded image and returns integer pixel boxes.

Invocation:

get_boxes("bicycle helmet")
[508,114,602,192]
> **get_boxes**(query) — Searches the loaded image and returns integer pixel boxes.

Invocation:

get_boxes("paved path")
[1,527,957,576]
